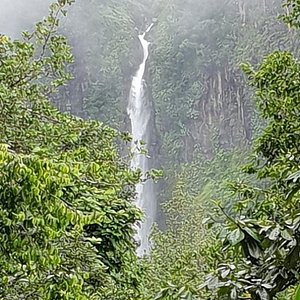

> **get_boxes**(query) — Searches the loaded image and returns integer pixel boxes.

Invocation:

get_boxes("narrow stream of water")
[127,24,155,256]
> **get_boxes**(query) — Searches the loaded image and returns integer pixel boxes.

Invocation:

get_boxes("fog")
[0,0,51,38]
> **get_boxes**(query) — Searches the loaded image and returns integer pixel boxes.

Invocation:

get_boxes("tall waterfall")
[127,24,155,256]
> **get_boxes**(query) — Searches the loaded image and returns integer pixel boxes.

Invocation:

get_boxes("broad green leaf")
[228,228,245,246]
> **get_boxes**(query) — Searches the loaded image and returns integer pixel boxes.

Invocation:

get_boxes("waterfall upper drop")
[127,23,155,256]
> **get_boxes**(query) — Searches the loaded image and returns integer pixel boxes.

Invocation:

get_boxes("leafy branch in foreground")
[201,1,300,298]
[0,1,143,299]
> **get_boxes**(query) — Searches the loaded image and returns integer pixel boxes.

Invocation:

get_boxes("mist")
[0,0,51,38]
[0,0,299,299]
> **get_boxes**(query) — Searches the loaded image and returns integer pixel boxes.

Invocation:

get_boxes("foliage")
[141,183,213,300]
[4,0,300,299]
[57,0,150,126]
[0,1,142,298]
[139,148,248,299]
[295,284,300,300]
[148,0,292,166]
[200,4,300,299]
[50,0,293,164]
[281,0,300,28]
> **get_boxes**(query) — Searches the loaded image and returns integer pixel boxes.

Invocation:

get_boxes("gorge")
[1,0,300,299]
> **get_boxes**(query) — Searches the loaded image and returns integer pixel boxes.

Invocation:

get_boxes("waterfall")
[127,23,155,256]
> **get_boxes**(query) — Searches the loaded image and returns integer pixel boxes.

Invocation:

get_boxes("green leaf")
[243,227,260,242]
[227,228,245,246]
[295,284,300,300]
[257,288,269,300]
[269,227,280,241]
[230,287,237,300]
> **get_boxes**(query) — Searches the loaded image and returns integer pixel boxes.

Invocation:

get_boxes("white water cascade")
[127,23,155,256]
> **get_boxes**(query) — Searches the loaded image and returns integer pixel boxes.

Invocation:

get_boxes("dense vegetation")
[2,0,300,299]
[0,1,142,299]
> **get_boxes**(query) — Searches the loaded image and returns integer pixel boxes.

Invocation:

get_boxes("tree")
[0,1,142,299]
[201,1,300,299]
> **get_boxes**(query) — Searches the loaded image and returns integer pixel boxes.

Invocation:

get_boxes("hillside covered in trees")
[1,0,300,299]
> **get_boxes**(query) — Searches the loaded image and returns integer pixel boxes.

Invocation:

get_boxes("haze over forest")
[1,0,300,299]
